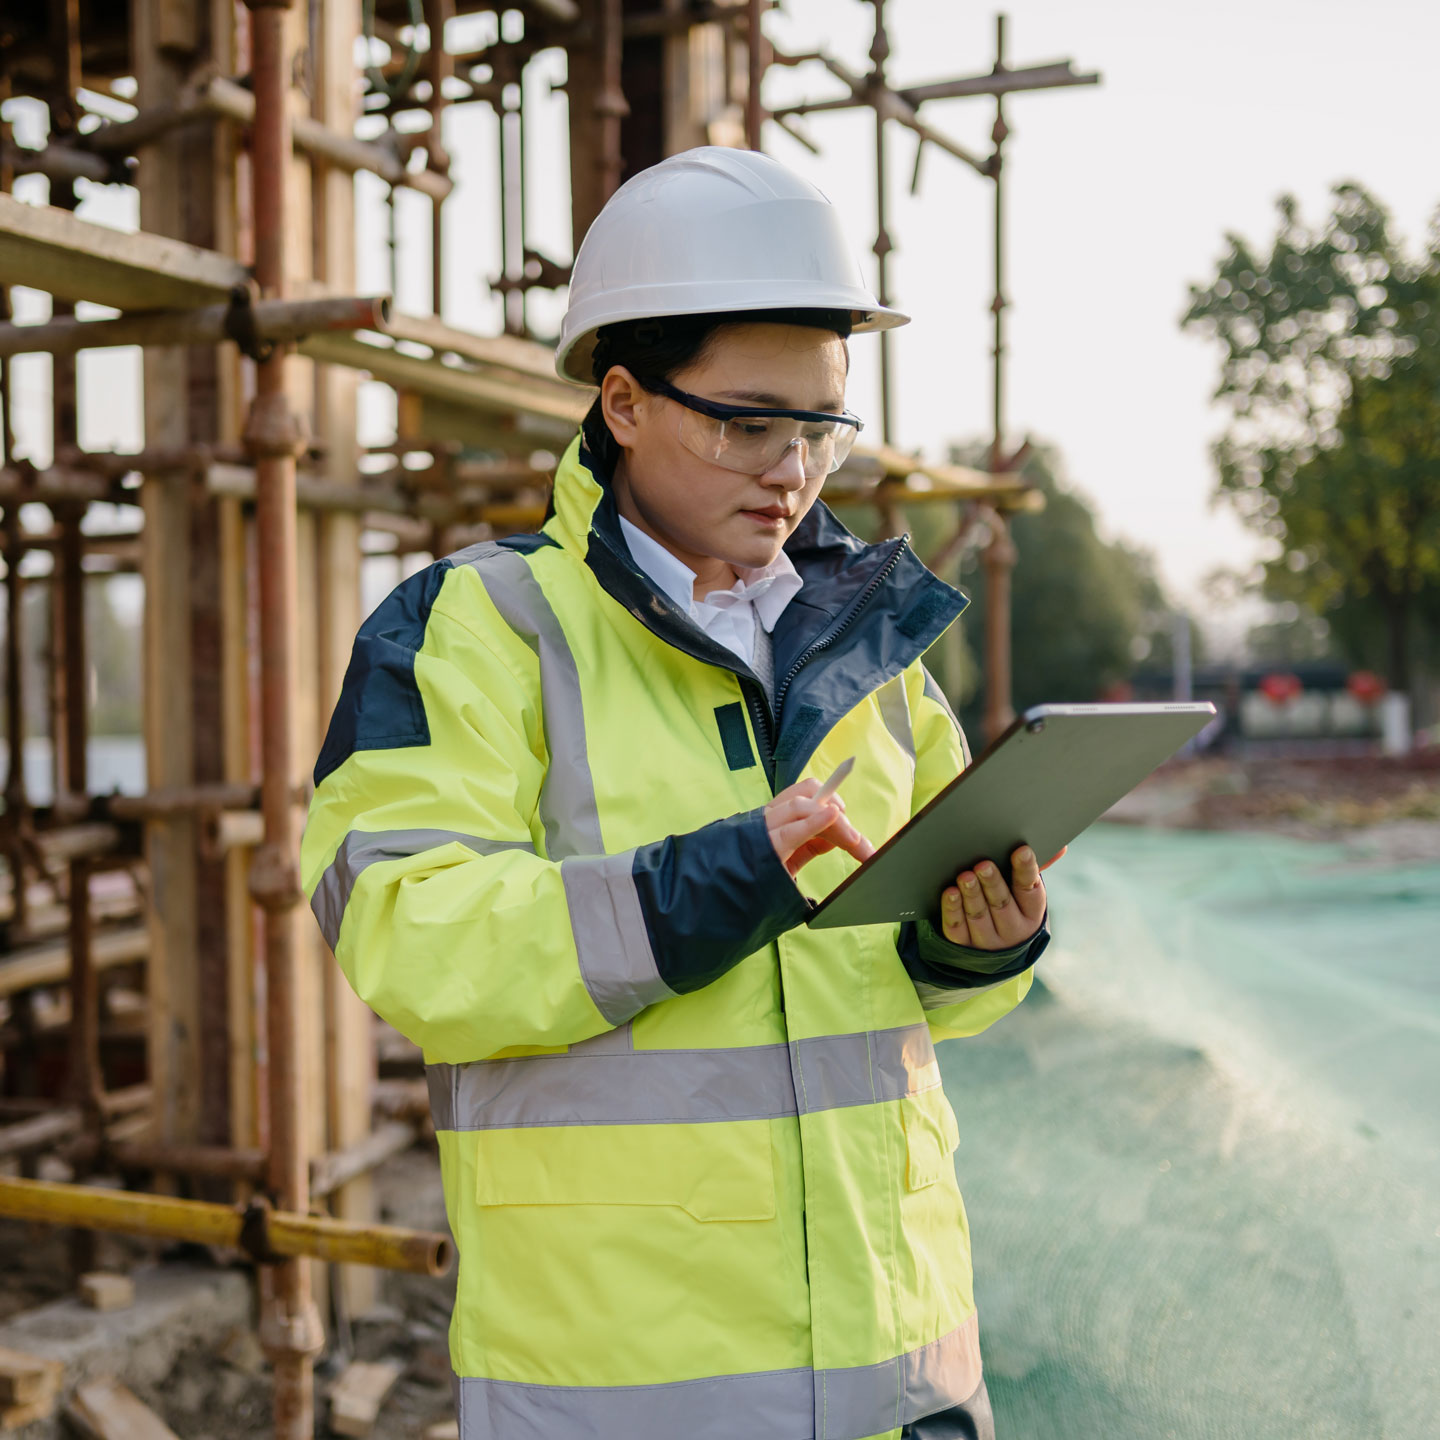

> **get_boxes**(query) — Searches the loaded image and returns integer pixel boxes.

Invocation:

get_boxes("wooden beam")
[0,192,246,309]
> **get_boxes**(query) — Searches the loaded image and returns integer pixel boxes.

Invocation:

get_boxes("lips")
[743,505,793,520]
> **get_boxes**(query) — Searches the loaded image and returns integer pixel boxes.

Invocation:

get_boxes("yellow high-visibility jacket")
[302,437,1047,1440]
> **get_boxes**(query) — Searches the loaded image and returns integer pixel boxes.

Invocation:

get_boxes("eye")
[731,419,775,439]
[802,426,837,445]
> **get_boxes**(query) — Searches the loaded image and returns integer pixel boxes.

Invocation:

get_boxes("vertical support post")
[424,0,454,320]
[244,2,324,1430]
[568,0,629,250]
[982,12,1015,743]
[981,510,1016,743]
[0,78,22,944]
[745,0,765,150]
[870,0,894,445]
[134,0,236,1168]
[2,512,24,941]
[315,0,376,1321]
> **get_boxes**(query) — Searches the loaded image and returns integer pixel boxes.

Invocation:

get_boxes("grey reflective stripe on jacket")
[427,1021,943,1130]
[454,1311,982,1440]
[310,828,533,952]
[559,849,677,1025]
[877,674,917,786]
[454,541,603,861]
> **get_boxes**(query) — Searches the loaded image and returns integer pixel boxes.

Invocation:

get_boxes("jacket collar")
[542,437,969,786]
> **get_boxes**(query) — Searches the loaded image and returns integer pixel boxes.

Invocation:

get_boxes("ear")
[600,366,648,449]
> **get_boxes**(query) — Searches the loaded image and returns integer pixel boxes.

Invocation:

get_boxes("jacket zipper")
[772,534,911,721]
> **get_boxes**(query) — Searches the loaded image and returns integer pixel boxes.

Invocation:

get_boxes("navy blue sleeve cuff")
[631,808,812,994]
[898,911,1050,992]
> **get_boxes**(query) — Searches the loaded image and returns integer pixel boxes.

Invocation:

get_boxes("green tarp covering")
[939,824,1440,1439]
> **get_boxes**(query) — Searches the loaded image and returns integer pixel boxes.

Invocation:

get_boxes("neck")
[612,469,739,600]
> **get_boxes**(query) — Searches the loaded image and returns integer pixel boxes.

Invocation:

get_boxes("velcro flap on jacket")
[899,1087,961,1191]
[475,1119,776,1222]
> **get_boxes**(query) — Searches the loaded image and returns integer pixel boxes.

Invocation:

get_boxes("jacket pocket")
[474,1119,776,1222]
[900,1086,960,1191]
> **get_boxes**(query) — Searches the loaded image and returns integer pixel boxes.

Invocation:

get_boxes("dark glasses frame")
[638,376,864,434]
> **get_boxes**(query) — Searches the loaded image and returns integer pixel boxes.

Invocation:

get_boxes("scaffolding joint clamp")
[242,392,308,462]
[247,842,304,911]
[238,1197,284,1264]
[225,285,275,364]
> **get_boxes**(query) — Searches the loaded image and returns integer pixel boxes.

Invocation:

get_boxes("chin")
[719,531,787,571]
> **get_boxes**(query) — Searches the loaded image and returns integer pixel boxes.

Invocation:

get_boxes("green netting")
[938,824,1440,1439]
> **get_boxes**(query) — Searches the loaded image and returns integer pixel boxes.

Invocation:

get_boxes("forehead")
[680,323,849,409]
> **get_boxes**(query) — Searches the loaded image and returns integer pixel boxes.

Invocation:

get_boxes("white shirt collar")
[618,517,803,634]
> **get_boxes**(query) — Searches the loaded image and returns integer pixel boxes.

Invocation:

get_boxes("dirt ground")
[0,1148,457,1439]
[1106,750,1440,861]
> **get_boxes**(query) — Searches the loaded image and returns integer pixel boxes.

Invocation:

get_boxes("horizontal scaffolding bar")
[0,1177,454,1275]
[297,330,589,427]
[72,73,451,200]
[0,294,392,358]
[900,60,1101,105]
[310,1121,418,1199]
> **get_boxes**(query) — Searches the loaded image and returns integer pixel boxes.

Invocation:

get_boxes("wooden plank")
[0,1346,62,1407]
[0,193,245,310]
[328,1360,404,1438]
[65,1377,181,1440]
[78,1271,135,1311]
[2,1395,59,1429]
[0,925,149,998]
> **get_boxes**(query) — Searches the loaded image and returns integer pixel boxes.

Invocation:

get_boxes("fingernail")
[977,863,994,878]
[1018,848,1034,864]
[962,876,978,890]
[944,889,959,906]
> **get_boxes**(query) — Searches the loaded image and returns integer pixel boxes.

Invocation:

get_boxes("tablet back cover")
[808,702,1215,929]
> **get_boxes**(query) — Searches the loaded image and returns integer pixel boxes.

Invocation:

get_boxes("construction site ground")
[1,751,1435,1438]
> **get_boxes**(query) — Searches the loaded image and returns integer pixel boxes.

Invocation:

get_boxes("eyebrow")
[716,388,846,412]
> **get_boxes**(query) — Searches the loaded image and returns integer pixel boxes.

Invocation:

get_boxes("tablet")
[807,701,1217,929]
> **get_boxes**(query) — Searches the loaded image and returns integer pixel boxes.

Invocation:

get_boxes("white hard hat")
[555,146,909,385]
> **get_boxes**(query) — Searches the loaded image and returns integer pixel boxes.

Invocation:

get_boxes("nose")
[761,440,809,489]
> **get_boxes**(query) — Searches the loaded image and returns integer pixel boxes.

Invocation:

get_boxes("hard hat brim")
[556,296,910,386]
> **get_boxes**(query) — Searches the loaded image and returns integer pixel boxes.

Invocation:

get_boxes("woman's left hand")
[939,845,1065,950]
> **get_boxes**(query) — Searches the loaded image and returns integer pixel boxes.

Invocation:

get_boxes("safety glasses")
[640,377,863,480]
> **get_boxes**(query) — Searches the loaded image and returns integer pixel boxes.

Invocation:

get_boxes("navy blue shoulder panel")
[497,532,559,554]
[313,558,454,789]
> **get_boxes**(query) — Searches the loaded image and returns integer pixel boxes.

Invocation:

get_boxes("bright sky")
[9,0,1440,628]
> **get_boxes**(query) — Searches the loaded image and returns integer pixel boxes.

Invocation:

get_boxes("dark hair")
[580,308,854,476]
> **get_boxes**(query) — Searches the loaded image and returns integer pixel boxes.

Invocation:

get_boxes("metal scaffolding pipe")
[0,294,392,359]
[0,1177,454,1276]
[243,2,323,1432]
[76,73,452,200]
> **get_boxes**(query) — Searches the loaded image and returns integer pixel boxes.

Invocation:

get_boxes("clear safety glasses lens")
[673,408,858,479]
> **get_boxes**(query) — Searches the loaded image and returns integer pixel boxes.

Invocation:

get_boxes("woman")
[304,147,1052,1440]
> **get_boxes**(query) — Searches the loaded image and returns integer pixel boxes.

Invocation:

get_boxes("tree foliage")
[946,442,1182,733]
[1182,184,1440,687]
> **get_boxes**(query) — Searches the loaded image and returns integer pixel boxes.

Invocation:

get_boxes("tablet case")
[807,702,1216,929]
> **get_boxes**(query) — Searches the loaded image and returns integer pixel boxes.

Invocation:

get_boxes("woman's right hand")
[766,778,876,879]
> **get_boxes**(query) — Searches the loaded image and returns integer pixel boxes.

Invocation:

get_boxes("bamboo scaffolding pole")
[0,1177,454,1276]
[0,294,392,359]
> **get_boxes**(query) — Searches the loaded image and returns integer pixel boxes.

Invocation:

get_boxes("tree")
[945,441,1185,732]
[1182,184,1440,690]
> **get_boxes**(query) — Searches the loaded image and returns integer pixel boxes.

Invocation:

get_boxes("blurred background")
[0,2,1436,1437]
